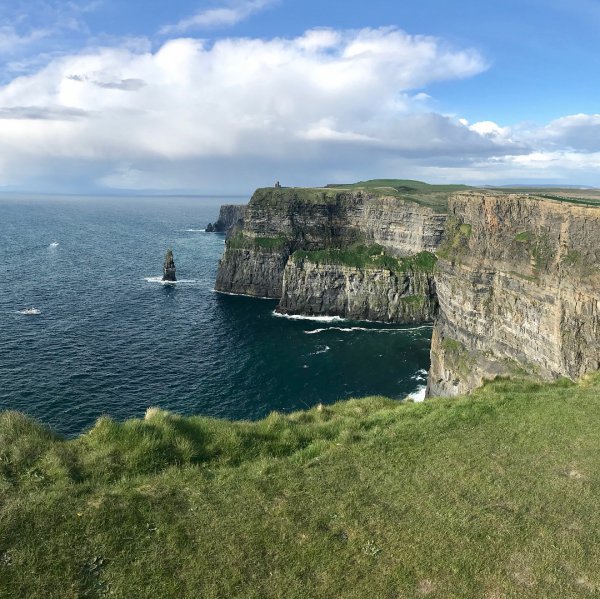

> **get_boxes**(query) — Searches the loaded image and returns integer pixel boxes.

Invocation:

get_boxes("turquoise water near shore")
[0,195,432,436]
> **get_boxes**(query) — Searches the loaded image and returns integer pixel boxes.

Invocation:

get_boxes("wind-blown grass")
[2,375,600,597]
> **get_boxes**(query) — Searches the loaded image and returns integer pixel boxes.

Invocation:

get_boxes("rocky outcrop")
[162,249,176,282]
[206,204,246,234]
[427,192,600,396]
[215,187,447,301]
[277,253,437,322]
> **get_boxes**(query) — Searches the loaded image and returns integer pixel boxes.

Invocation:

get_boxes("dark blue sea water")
[0,195,432,436]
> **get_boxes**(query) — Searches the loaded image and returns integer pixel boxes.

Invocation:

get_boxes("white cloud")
[0,26,597,192]
[532,113,600,152]
[160,0,277,34]
[468,120,512,142]
[0,25,51,55]
[0,27,497,191]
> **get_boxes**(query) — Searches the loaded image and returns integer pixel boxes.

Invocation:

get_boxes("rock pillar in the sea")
[162,249,177,281]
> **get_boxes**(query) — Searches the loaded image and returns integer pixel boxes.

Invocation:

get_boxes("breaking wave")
[407,386,427,402]
[310,345,331,355]
[272,311,345,323]
[304,325,433,335]
[411,368,428,382]
[144,277,198,285]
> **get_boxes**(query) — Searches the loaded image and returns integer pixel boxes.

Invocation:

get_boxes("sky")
[0,0,599,194]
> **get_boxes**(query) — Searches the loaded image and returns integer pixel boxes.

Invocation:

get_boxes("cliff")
[215,184,600,395]
[206,204,247,234]
[278,248,438,322]
[428,192,600,396]
[215,187,447,315]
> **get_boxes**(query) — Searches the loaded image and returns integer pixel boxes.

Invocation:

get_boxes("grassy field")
[325,179,472,211]
[248,182,600,214]
[249,180,475,212]
[2,375,600,597]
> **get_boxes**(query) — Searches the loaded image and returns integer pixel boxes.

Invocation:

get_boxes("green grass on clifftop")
[2,375,600,597]
[250,180,472,212]
[325,179,472,211]
[292,245,437,273]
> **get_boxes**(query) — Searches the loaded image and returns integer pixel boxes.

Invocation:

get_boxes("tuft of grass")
[3,376,600,597]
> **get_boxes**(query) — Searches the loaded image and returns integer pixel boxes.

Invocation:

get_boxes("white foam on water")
[185,228,205,232]
[310,345,331,355]
[407,386,427,402]
[19,308,41,315]
[144,277,198,285]
[411,368,428,382]
[272,311,345,323]
[49,242,59,248]
[213,289,274,300]
[304,324,432,335]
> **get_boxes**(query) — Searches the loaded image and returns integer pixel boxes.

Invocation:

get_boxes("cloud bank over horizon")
[0,22,598,193]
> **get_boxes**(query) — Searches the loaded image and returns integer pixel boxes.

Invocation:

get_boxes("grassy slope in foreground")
[2,376,600,597]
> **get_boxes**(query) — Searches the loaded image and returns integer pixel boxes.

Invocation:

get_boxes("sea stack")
[162,249,176,282]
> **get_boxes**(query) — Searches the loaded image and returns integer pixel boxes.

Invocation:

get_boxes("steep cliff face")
[215,187,447,300]
[206,204,246,234]
[214,244,289,298]
[278,251,437,322]
[428,192,600,396]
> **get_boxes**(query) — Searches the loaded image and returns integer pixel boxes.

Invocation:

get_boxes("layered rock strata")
[215,187,447,307]
[427,192,600,396]
[278,254,437,323]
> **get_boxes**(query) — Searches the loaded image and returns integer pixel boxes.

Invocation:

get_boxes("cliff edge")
[428,191,600,395]
[215,186,446,314]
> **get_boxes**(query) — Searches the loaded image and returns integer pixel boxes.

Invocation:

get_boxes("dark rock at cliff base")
[162,249,176,282]
[206,222,215,232]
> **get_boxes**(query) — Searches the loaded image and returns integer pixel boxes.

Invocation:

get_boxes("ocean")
[0,195,432,437]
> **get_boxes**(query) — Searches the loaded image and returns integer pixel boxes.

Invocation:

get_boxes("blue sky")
[0,0,598,193]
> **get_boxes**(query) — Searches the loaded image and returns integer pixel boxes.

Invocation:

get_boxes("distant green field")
[248,182,600,214]
[325,179,473,211]
[2,375,600,597]
[249,180,477,212]
[326,178,471,193]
